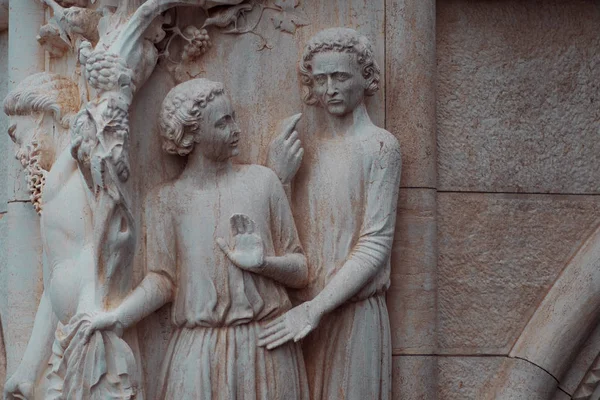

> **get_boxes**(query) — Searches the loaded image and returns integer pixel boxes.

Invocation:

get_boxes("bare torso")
[40,148,96,324]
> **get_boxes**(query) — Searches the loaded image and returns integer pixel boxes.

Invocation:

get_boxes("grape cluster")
[181,26,212,62]
[84,51,133,92]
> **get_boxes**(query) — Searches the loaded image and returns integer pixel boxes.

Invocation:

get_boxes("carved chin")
[325,103,349,116]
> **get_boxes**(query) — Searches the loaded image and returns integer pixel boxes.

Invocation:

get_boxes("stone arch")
[481,223,600,399]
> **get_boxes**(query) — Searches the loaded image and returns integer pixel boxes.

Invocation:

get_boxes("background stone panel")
[437,356,505,400]
[438,192,600,354]
[437,0,600,194]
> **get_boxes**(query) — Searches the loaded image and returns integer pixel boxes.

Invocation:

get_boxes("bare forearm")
[256,254,307,288]
[19,291,57,377]
[114,272,173,329]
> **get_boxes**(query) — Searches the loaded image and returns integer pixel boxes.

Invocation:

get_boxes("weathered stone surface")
[0,31,7,212]
[510,223,600,381]
[386,0,436,188]
[389,188,437,353]
[438,192,600,353]
[438,356,505,400]
[393,356,437,400]
[437,0,600,194]
[479,357,558,400]
[553,390,572,400]
[559,321,600,395]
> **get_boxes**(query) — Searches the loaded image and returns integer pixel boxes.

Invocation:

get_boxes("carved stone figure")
[84,78,310,399]
[261,27,402,400]
[3,1,251,399]
[2,71,142,400]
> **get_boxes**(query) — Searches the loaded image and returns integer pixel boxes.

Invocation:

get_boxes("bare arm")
[85,186,177,338]
[112,272,173,330]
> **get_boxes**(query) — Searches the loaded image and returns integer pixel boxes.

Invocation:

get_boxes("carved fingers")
[258,302,318,350]
[4,372,34,400]
[217,214,264,271]
[230,213,256,235]
[82,312,121,344]
[266,113,304,184]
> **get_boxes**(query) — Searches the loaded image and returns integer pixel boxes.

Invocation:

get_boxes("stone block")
[438,356,505,400]
[386,0,436,188]
[437,0,600,194]
[389,188,437,352]
[393,356,437,400]
[438,192,600,354]
[0,31,8,212]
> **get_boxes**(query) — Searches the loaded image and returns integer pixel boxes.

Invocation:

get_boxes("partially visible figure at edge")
[261,27,402,400]
[85,78,310,399]
[3,73,143,400]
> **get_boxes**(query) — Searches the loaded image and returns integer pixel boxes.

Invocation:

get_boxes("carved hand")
[82,311,124,344]
[217,214,265,271]
[3,369,34,400]
[266,113,304,185]
[257,301,321,350]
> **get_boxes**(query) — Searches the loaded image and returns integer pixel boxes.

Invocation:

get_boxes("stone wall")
[436,0,600,398]
[0,0,598,398]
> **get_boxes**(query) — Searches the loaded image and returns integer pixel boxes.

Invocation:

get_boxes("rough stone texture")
[389,188,437,353]
[386,0,436,188]
[3,201,43,375]
[0,30,8,212]
[393,356,437,400]
[479,357,558,400]
[437,0,600,194]
[438,192,600,354]
[0,213,6,390]
[438,356,505,400]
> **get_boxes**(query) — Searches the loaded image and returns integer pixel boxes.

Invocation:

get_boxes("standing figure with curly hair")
[85,78,310,399]
[261,28,402,400]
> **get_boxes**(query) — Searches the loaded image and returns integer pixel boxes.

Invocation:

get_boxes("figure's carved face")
[197,94,241,161]
[310,51,367,116]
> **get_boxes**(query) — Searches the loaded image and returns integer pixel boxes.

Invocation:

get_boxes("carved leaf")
[202,3,253,29]
[271,0,309,34]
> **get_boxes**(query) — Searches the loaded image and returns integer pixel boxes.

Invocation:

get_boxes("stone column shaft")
[385,0,438,398]
[3,0,44,377]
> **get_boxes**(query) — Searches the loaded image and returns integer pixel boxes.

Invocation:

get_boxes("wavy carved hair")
[299,28,380,106]
[3,72,79,128]
[159,78,225,156]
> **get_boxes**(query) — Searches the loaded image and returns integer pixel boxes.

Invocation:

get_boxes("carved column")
[385,0,438,398]
[0,0,9,386]
[3,0,45,377]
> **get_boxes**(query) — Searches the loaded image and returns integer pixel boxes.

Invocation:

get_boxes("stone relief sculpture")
[261,27,401,400]
[84,78,310,399]
[2,1,280,399]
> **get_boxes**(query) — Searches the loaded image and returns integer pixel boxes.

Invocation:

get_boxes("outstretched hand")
[217,214,265,271]
[266,113,304,185]
[258,302,321,350]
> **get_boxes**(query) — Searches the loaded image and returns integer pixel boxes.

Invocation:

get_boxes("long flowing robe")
[147,165,309,400]
[291,127,402,400]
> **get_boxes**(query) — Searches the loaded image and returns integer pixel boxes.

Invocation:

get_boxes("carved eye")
[334,72,351,82]
[314,75,327,85]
